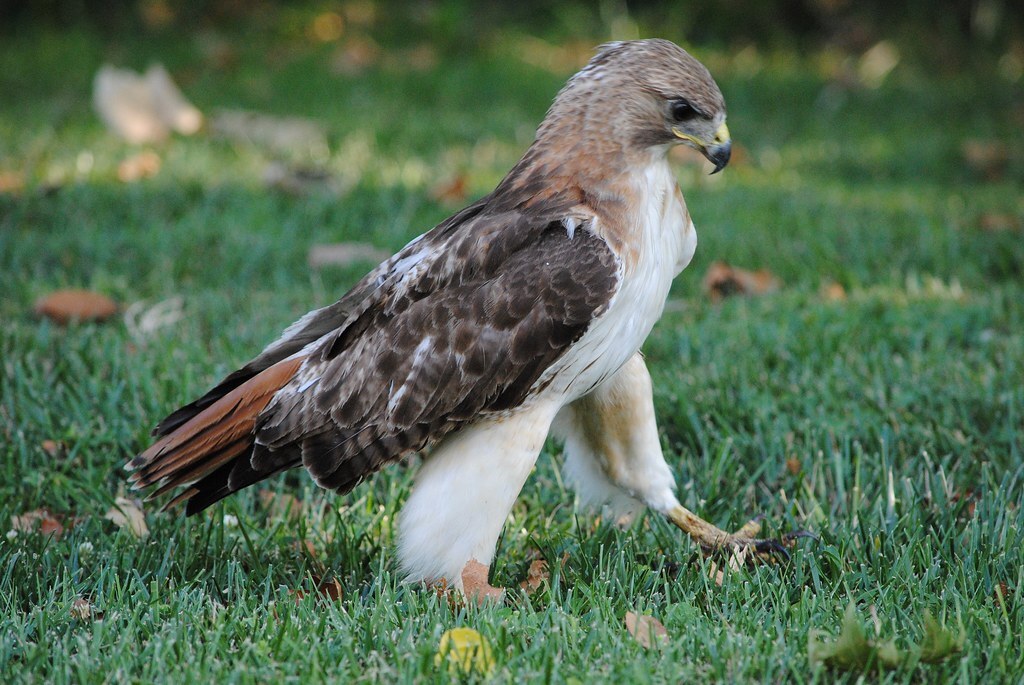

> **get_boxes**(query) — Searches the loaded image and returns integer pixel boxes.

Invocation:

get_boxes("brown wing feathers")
[261,225,619,493]
[130,204,619,514]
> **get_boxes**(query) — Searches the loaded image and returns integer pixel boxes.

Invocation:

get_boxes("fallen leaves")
[0,170,25,195]
[518,559,549,594]
[435,627,495,676]
[330,36,381,76]
[93,64,203,144]
[820,280,848,302]
[976,212,1022,233]
[962,139,1009,181]
[35,289,119,324]
[286,574,344,605]
[429,174,468,206]
[461,559,504,604]
[117,150,162,182]
[11,509,72,538]
[40,439,64,457]
[702,261,781,302]
[624,611,668,649]
[71,597,96,620]
[808,603,963,672]
[314,575,344,601]
[104,497,149,539]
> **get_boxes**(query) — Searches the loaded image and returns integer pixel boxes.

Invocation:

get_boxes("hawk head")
[544,39,732,173]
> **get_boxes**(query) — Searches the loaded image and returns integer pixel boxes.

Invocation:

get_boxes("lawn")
[1,12,1023,684]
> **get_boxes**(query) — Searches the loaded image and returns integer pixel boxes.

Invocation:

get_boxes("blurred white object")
[146,64,203,135]
[93,64,203,143]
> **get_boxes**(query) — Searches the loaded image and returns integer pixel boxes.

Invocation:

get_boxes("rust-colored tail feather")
[127,356,304,511]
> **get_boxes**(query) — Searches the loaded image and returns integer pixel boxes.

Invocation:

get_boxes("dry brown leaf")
[105,497,149,539]
[995,581,1014,607]
[820,280,847,302]
[962,140,1009,180]
[11,509,68,538]
[0,170,25,195]
[398,44,438,73]
[518,559,549,594]
[308,243,390,270]
[461,559,505,605]
[35,289,119,324]
[117,151,162,182]
[138,0,175,30]
[624,611,668,649]
[196,32,238,71]
[950,489,978,518]
[702,261,781,302]
[315,576,344,601]
[289,574,342,604]
[330,36,381,76]
[430,174,468,205]
[708,559,726,586]
[293,538,317,557]
[71,597,103,620]
[40,439,63,457]
[977,213,1022,233]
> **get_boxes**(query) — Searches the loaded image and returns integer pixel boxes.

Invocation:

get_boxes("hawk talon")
[700,534,790,563]
[668,505,811,567]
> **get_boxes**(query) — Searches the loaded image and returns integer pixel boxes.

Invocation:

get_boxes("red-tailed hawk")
[128,39,799,592]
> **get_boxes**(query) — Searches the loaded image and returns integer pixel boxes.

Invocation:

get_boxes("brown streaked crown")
[535,39,727,154]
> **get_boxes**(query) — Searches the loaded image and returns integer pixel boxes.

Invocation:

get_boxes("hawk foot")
[668,506,814,567]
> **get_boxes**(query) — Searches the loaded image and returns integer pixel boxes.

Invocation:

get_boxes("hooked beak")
[672,121,732,174]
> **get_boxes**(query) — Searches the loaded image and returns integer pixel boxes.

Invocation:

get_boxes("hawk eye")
[670,99,698,122]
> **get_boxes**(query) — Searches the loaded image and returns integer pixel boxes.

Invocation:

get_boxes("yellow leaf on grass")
[434,627,495,676]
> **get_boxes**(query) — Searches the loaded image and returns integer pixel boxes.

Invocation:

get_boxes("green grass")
[2,16,1023,684]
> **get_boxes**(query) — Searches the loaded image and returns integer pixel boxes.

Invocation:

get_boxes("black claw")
[752,538,790,561]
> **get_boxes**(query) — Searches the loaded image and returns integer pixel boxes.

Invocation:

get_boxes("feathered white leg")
[553,353,801,560]
[397,398,561,591]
